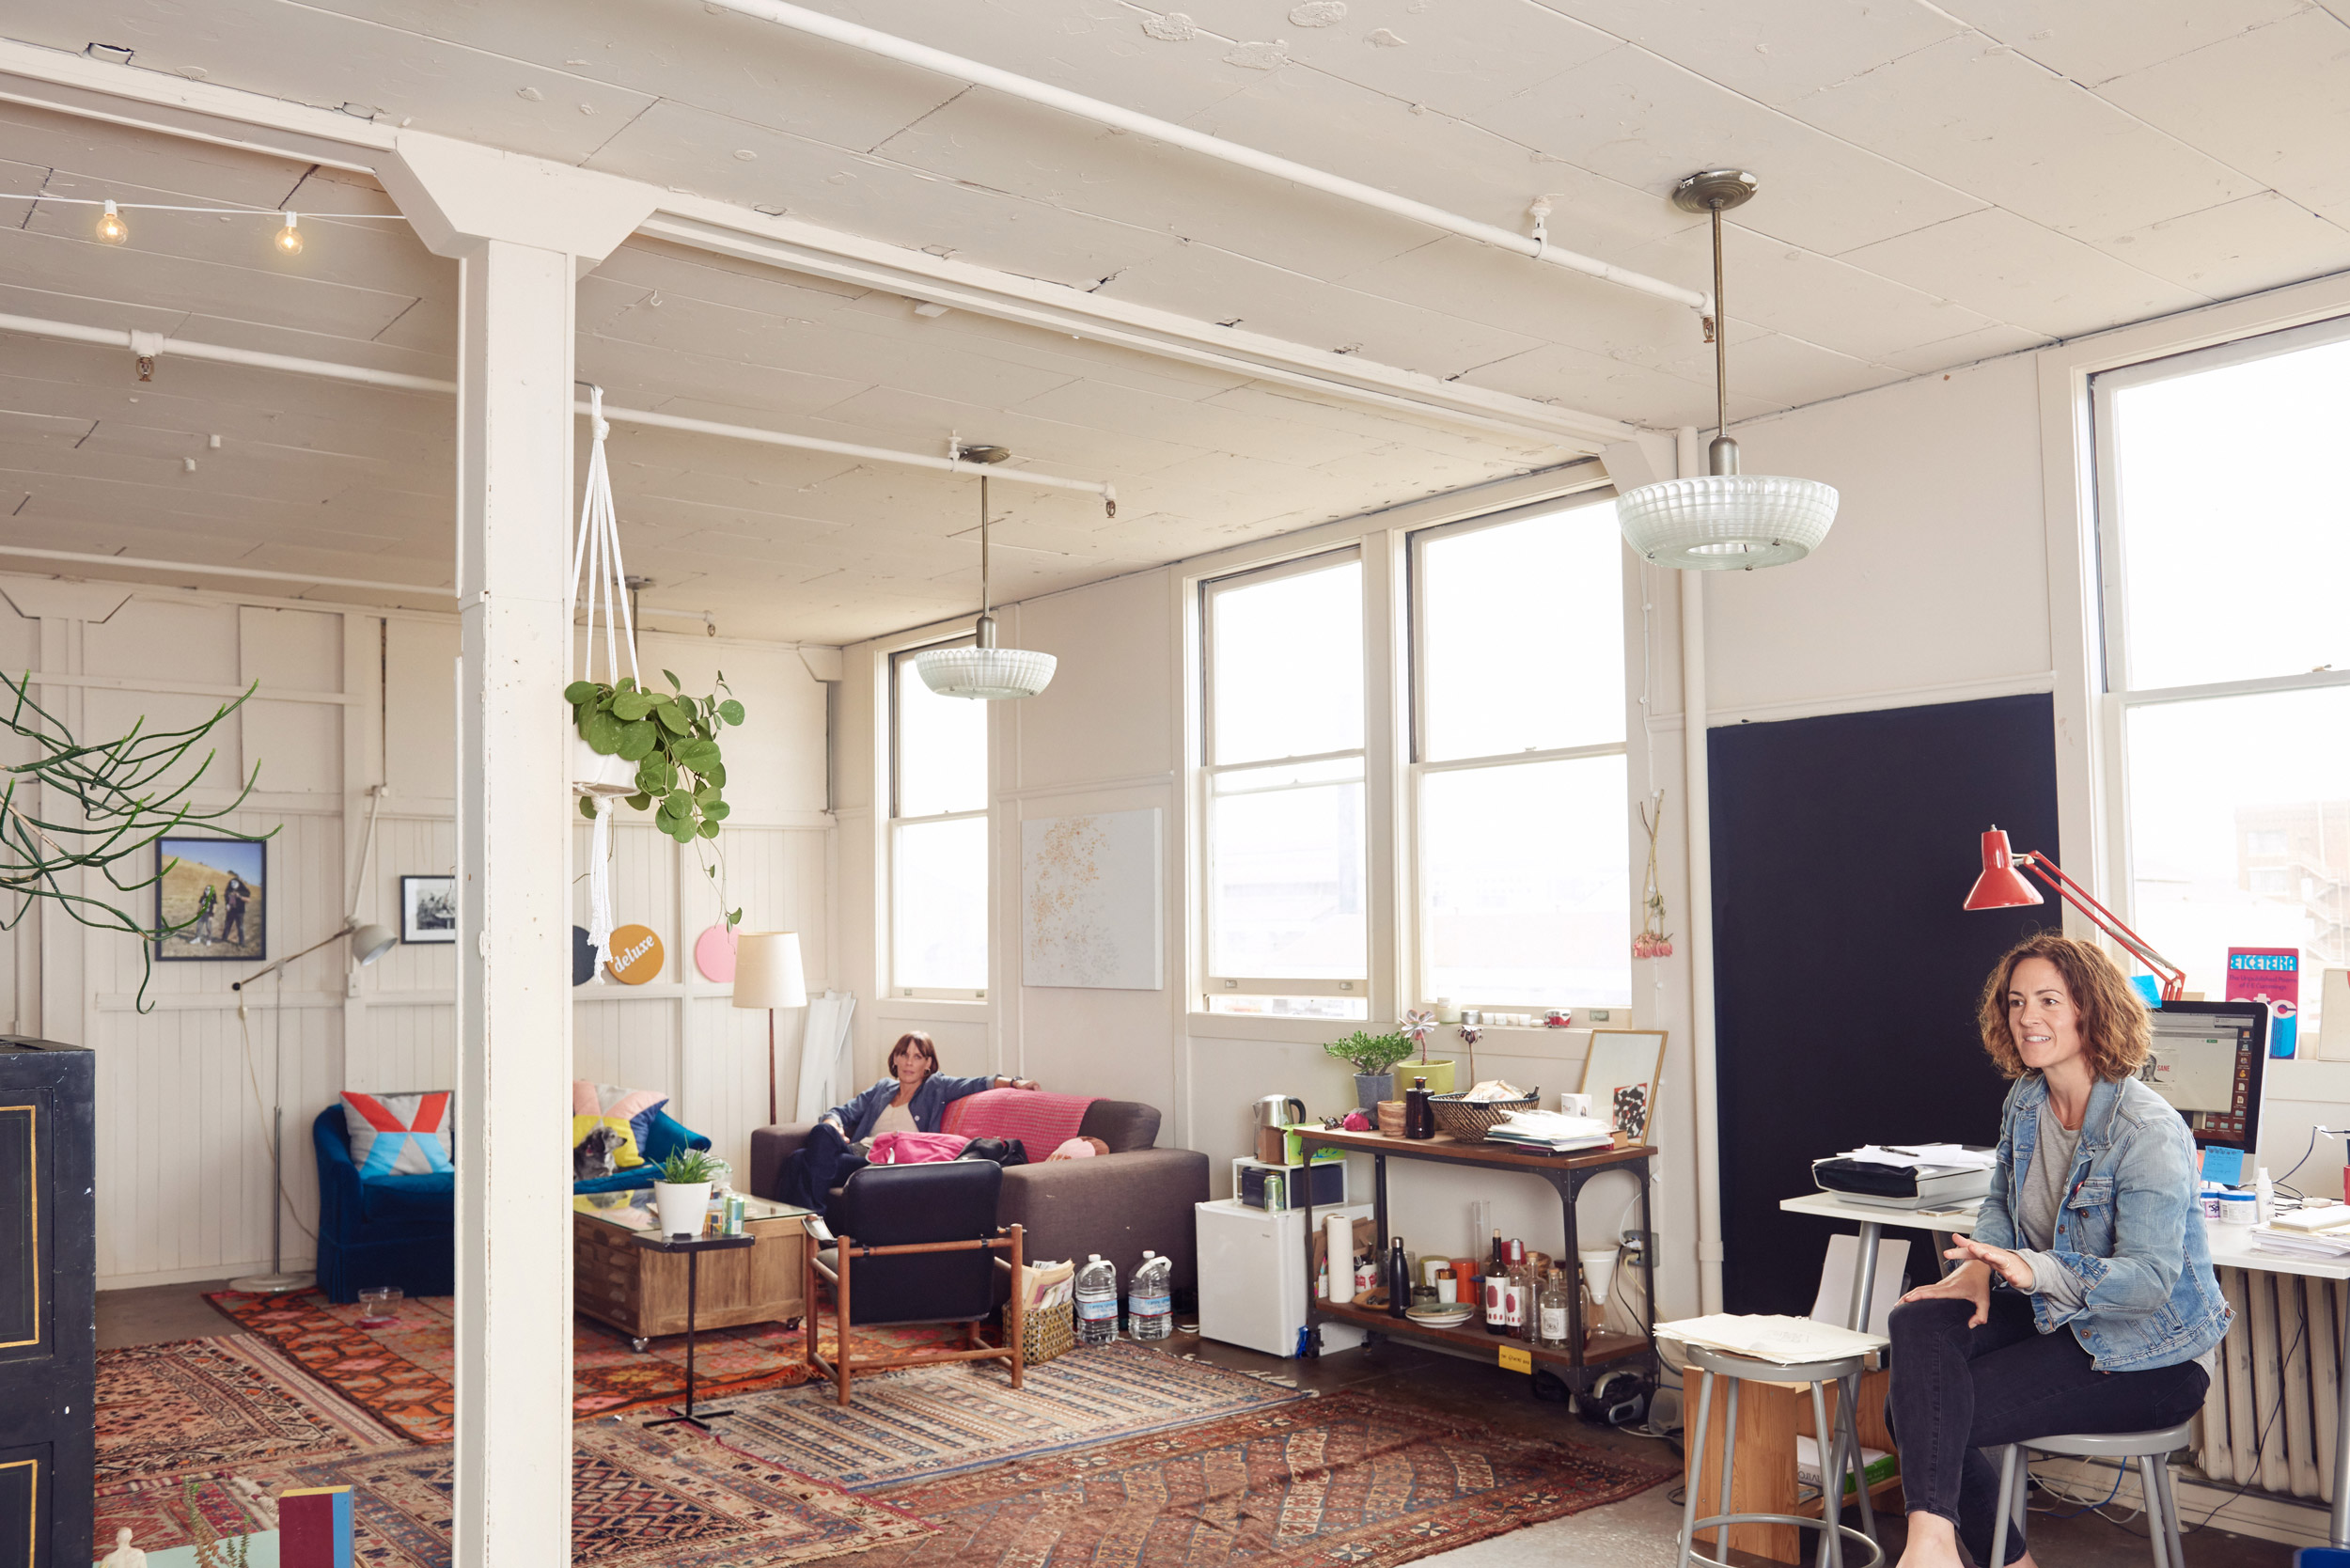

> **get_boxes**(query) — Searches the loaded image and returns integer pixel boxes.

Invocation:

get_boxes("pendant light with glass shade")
[915,446,1058,700]
[1615,170,1840,571]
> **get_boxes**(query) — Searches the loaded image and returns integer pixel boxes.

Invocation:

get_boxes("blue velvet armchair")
[312,1105,714,1303]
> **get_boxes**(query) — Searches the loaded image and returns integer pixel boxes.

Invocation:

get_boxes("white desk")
[1784,1188,2350,1546]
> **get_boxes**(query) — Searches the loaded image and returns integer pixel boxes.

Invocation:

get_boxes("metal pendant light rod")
[1669,170,1756,480]
[1713,206,1729,451]
[979,474,991,620]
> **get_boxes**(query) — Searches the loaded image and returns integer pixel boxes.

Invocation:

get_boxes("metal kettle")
[1253,1094,1307,1165]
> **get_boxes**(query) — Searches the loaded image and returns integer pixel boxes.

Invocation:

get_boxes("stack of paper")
[1655,1313,1889,1365]
[2249,1227,2350,1260]
[1484,1109,1616,1152]
[1839,1144,1995,1171]
[2272,1204,2350,1233]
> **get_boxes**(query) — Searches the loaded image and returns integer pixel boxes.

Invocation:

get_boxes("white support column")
[384,133,654,1568]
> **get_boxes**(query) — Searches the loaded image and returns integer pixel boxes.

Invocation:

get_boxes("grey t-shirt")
[2011,1099,2216,1374]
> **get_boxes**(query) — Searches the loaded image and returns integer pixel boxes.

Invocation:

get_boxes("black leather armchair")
[804,1159,1024,1404]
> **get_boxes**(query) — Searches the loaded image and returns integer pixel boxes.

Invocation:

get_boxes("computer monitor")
[2138,999,2270,1156]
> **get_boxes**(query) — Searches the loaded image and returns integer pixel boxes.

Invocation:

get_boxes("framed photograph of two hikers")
[154,835,268,963]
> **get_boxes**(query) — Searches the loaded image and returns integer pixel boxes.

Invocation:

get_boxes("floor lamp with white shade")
[731,933,807,1125]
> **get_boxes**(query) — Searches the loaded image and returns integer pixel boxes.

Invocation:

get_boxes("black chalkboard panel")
[1709,694,2060,1315]
[0,1040,93,1568]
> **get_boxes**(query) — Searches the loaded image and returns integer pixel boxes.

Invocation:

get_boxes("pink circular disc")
[694,924,738,983]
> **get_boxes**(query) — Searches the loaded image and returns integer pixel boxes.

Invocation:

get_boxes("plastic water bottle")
[1075,1253,1120,1345]
[1128,1251,1172,1341]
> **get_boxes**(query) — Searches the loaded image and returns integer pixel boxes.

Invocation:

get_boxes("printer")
[1812,1144,1995,1211]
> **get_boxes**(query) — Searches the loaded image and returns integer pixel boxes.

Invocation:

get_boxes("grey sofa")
[749,1098,1210,1294]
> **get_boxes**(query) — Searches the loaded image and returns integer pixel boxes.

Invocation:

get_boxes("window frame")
[1198,544,1371,1007]
[2089,312,2350,979]
[887,635,988,1001]
[1404,487,1633,1013]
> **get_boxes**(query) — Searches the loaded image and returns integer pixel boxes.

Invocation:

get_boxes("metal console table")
[1298,1126,1658,1411]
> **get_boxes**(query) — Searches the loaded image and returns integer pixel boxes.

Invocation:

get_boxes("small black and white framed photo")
[401,875,458,944]
[155,835,268,962]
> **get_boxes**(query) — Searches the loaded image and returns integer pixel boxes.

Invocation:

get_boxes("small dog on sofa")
[573,1123,627,1182]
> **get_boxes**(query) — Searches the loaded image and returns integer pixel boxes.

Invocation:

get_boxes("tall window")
[2095,318,2350,1033]
[891,642,988,996]
[1201,550,1368,1018]
[1412,496,1630,1010]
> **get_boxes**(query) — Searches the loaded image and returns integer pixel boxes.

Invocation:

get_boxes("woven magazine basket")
[1015,1298,1076,1365]
[1427,1089,1541,1141]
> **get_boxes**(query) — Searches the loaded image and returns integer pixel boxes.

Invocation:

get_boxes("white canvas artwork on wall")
[1021,808,1164,989]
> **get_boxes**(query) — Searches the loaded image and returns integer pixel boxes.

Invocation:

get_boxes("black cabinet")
[0,1040,94,1568]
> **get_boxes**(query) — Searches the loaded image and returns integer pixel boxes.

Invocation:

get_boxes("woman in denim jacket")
[1888,933,2230,1568]
[773,1031,1040,1211]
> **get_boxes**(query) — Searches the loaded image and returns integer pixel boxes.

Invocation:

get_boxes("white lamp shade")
[1615,474,1839,571]
[914,643,1056,700]
[350,922,397,965]
[731,931,807,1010]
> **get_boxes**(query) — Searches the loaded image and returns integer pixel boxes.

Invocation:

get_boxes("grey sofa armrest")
[750,1121,816,1201]
[998,1147,1209,1294]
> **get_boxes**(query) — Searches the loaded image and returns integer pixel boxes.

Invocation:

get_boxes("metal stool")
[1676,1342,1887,1568]
[1989,1422,2192,1568]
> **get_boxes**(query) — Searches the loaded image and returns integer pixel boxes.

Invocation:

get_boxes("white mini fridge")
[1194,1199,1371,1357]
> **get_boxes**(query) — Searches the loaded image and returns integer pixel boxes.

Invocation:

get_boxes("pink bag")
[868,1130,970,1165]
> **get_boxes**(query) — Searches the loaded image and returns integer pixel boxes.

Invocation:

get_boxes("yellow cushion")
[571,1113,643,1168]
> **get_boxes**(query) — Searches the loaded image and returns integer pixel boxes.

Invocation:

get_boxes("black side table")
[631,1230,757,1430]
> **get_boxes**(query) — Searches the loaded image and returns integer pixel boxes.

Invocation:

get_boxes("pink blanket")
[941,1089,1095,1153]
[867,1131,969,1165]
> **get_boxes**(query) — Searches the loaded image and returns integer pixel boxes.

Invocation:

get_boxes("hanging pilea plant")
[566,669,744,844]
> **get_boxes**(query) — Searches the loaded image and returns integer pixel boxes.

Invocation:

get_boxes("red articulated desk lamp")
[1963,826,2186,1003]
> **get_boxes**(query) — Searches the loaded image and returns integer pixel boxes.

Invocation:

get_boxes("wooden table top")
[1293,1125,1655,1172]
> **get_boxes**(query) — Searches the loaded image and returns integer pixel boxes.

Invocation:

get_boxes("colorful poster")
[2227,948,2300,1058]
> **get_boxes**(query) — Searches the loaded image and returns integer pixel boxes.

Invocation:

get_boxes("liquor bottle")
[1484,1231,1508,1335]
[1402,1075,1434,1139]
[1386,1237,1411,1319]
[1504,1240,1530,1339]
[1538,1263,1571,1347]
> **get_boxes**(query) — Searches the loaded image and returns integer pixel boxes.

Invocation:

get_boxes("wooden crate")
[1683,1365,1898,1565]
[573,1210,807,1341]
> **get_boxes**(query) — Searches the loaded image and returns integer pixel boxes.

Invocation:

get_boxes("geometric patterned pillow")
[572,1081,669,1154]
[339,1090,455,1179]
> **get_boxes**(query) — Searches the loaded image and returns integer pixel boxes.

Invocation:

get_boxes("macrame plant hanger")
[571,385,639,971]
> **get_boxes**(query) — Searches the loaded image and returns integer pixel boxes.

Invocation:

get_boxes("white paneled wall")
[0,574,834,1289]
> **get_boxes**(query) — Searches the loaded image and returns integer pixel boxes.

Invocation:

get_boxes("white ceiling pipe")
[689,0,1712,318]
[0,312,1113,498]
[0,543,455,595]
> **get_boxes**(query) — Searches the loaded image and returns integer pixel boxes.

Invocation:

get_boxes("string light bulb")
[96,200,128,244]
[274,212,302,256]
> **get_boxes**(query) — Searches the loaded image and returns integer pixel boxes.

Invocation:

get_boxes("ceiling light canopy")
[915,446,1058,701]
[1616,170,1840,572]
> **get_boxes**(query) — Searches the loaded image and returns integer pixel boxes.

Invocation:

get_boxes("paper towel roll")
[1325,1213,1353,1301]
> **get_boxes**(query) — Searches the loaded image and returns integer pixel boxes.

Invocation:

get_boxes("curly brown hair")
[1977,932,2153,1081]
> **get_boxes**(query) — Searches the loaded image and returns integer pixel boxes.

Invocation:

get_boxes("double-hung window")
[1411,495,1631,1011]
[890,641,988,997]
[2093,318,2350,1029]
[1201,550,1369,1019]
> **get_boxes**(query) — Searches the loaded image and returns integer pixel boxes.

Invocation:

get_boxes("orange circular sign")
[604,924,664,984]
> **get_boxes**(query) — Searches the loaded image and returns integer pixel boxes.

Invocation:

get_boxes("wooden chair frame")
[802,1217,1024,1405]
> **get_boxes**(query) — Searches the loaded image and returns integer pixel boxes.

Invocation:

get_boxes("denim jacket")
[1972,1072,2232,1372]
[822,1073,995,1141]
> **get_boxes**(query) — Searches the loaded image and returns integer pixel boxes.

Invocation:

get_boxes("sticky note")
[2201,1145,2246,1188]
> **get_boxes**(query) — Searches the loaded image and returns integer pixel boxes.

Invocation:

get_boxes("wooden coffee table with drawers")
[572,1191,809,1349]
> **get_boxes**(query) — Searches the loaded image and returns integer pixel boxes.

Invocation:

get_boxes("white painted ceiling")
[2,0,2347,643]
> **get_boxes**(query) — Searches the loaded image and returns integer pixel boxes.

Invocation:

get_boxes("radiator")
[2197,1267,2346,1500]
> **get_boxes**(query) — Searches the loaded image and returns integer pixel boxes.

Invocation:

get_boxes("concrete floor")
[97,1285,2299,1567]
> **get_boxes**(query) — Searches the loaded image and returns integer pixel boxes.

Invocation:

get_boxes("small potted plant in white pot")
[1324,1030,1417,1113]
[651,1148,721,1239]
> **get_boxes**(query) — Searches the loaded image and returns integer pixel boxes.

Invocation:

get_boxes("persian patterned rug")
[95,1336,396,1482]
[829,1389,1674,1568]
[208,1289,959,1442]
[712,1340,1307,1489]
[95,1422,935,1568]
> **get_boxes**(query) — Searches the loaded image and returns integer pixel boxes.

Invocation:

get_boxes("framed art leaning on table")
[1583,1029,1666,1143]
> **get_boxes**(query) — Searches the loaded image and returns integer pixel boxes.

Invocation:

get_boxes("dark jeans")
[1886,1291,2208,1564]
[775,1121,868,1215]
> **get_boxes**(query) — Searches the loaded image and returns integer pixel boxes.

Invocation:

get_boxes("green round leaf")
[663,668,682,691]
[634,760,667,795]
[616,720,660,761]
[577,793,598,820]
[655,700,691,735]
[697,818,721,839]
[717,699,744,726]
[705,762,727,789]
[669,818,698,844]
[704,801,730,822]
[612,692,657,721]
[582,710,623,755]
[625,792,651,811]
[563,681,600,705]
[677,739,721,771]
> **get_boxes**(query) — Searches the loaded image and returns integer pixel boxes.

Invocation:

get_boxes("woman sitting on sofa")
[774,1031,1038,1211]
